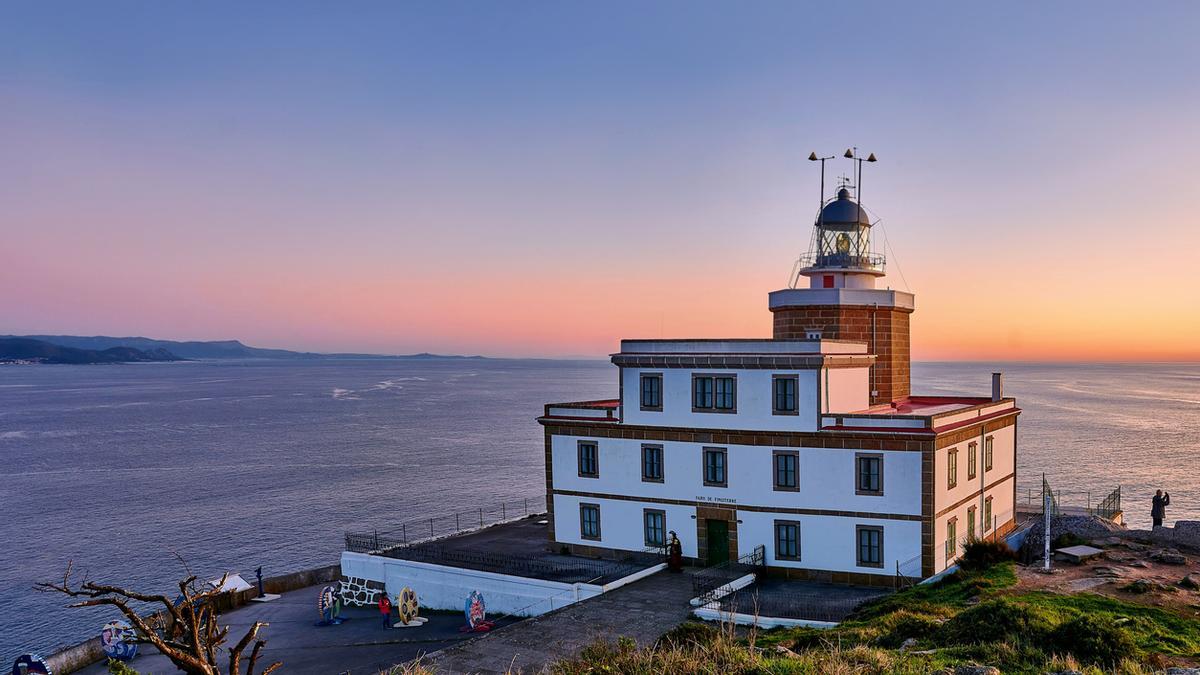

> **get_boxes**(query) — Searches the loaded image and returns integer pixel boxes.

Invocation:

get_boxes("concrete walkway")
[76,585,515,675]
[420,569,696,674]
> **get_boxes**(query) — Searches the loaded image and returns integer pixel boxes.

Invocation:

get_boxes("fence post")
[456,512,460,532]
[402,523,407,545]
[480,508,484,528]
[430,518,434,539]
[374,529,378,551]
[502,503,506,521]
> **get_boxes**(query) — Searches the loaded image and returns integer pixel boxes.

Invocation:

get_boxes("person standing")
[1152,489,1171,528]
[378,590,393,628]
[667,531,683,572]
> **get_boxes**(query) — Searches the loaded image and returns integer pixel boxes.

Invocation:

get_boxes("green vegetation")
[549,545,1200,675]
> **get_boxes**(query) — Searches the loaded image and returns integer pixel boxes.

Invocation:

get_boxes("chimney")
[991,372,1004,401]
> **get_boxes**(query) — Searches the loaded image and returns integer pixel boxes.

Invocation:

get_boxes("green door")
[705,519,729,566]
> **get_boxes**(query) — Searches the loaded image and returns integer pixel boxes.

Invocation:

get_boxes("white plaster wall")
[738,511,921,574]
[822,367,870,413]
[339,552,602,617]
[932,423,1018,572]
[621,367,820,431]
[550,435,923,516]
[552,493,699,557]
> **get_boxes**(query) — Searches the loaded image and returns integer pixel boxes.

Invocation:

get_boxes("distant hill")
[3,335,486,360]
[0,337,185,364]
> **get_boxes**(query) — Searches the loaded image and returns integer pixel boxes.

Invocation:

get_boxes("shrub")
[657,621,721,649]
[1051,614,1140,666]
[939,598,1054,645]
[874,610,942,648]
[957,539,1016,572]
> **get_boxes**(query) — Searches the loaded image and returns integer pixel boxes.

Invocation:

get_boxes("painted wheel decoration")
[397,587,420,625]
[464,590,486,629]
[317,585,342,624]
[101,620,139,661]
[11,654,52,675]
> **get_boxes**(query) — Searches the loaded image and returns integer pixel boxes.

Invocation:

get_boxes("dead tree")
[37,562,281,675]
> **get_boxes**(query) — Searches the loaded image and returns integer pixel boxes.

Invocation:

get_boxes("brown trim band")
[552,488,924,522]
[538,421,936,451]
[611,354,875,370]
[935,472,1016,518]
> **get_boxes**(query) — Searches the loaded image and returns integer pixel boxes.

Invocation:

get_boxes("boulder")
[1180,574,1200,590]
[1165,668,1200,675]
[899,637,919,651]
[1152,550,1188,565]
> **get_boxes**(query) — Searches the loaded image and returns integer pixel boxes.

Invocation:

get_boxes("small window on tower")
[823,275,835,288]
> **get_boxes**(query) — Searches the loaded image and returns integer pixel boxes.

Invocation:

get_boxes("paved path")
[421,569,696,674]
[76,586,515,675]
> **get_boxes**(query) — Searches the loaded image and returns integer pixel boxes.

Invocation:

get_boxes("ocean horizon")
[2,358,1196,656]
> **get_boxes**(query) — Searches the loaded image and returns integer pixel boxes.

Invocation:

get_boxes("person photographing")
[1152,489,1171,528]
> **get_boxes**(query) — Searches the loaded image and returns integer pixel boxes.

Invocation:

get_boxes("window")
[984,496,993,532]
[580,503,601,540]
[985,436,994,472]
[822,275,834,289]
[775,520,801,560]
[703,447,727,487]
[773,450,799,491]
[855,453,883,495]
[947,448,958,489]
[641,444,664,483]
[772,375,799,415]
[946,518,958,559]
[692,374,736,412]
[643,509,666,547]
[967,442,978,480]
[639,373,662,411]
[856,525,884,568]
[967,506,977,542]
[577,441,598,478]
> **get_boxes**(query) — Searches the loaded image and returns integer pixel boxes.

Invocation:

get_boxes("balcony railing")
[797,252,886,272]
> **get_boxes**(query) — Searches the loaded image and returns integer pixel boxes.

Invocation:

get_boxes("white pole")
[1043,481,1052,571]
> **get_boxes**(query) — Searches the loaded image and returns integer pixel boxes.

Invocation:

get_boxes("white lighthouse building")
[539,163,1019,584]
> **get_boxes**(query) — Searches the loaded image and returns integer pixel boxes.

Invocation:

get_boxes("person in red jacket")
[378,591,392,628]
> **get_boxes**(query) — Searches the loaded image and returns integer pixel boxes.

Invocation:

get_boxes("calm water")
[1,359,1197,656]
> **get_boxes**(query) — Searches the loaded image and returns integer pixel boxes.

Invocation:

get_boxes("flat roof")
[847,396,995,417]
[617,338,868,355]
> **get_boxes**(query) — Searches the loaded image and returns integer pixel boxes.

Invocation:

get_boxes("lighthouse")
[769,166,914,406]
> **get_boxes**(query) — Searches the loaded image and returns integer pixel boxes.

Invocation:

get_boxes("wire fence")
[345,494,548,553]
[691,545,765,602]
[1018,481,1122,521]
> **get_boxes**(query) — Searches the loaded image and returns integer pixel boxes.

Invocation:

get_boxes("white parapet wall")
[692,602,839,630]
[340,551,665,618]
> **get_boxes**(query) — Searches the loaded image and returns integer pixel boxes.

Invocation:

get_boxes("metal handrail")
[796,252,886,271]
[690,545,765,601]
[345,494,547,553]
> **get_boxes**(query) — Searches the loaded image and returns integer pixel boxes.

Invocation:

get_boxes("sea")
[1,359,1197,657]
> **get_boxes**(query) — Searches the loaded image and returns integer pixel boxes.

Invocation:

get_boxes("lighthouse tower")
[769,172,914,406]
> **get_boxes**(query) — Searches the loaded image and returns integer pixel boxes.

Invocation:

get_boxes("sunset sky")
[3,2,1199,360]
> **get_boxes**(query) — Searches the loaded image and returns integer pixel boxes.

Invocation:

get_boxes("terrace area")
[821,396,1019,434]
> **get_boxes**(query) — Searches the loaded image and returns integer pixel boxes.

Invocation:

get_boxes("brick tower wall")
[772,305,911,406]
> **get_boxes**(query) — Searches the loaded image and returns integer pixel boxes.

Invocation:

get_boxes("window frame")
[643,508,666,547]
[692,373,737,414]
[639,372,663,412]
[967,441,978,480]
[856,525,884,568]
[774,519,802,561]
[984,496,993,531]
[947,448,958,489]
[946,517,959,559]
[855,452,884,496]
[577,440,599,478]
[579,503,601,541]
[984,436,994,472]
[771,374,800,416]
[772,450,800,492]
[967,505,977,542]
[702,446,728,488]
[641,443,665,483]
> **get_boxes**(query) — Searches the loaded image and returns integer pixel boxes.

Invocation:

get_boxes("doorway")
[705,519,730,566]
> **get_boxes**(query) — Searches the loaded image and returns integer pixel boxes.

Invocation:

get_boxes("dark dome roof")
[818,188,871,227]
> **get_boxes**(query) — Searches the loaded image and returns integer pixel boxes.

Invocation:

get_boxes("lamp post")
[844,148,877,227]
[808,152,836,223]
